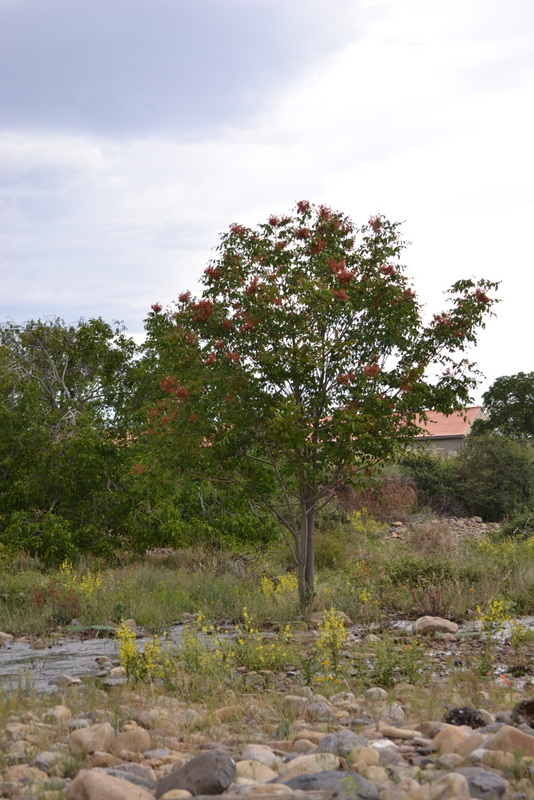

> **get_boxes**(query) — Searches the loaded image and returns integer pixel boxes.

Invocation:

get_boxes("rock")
[306,701,334,721]
[4,765,48,783]
[349,745,380,771]
[317,729,368,757]
[0,631,14,643]
[443,707,487,728]
[241,745,279,768]
[214,705,241,722]
[483,724,534,757]
[65,769,154,799]
[43,704,72,724]
[235,760,279,782]
[123,618,137,629]
[414,617,458,635]
[103,765,157,792]
[109,728,151,757]
[155,749,236,798]
[379,702,406,724]
[49,674,83,686]
[69,722,115,756]
[363,765,389,786]
[86,752,123,768]
[283,696,308,717]
[292,739,315,753]
[159,792,194,799]
[237,786,293,796]
[480,750,516,769]
[310,610,352,627]
[109,666,127,678]
[366,687,388,701]
[455,732,485,756]
[511,697,534,726]
[292,730,324,745]
[455,767,508,799]
[281,769,378,800]
[429,773,470,800]
[279,752,340,779]
[431,724,469,754]
[377,723,423,740]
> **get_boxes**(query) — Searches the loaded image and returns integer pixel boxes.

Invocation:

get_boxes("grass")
[3,512,534,636]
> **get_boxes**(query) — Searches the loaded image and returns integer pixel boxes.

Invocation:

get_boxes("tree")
[144,202,498,603]
[472,372,534,439]
[457,433,534,521]
[0,317,137,561]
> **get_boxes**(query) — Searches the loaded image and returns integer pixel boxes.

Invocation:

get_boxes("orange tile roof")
[415,406,486,439]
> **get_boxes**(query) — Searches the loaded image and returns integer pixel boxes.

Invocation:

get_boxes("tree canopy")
[143,201,498,602]
[472,372,534,439]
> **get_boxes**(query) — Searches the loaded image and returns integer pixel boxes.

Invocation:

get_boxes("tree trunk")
[297,491,316,606]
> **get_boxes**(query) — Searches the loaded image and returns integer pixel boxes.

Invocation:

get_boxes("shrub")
[500,513,534,539]
[398,451,465,515]
[457,434,534,521]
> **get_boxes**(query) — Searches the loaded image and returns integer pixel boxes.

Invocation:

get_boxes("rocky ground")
[2,637,534,800]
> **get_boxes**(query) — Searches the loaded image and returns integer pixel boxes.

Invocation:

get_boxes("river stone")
[429,773,470,800]
[293,730,324,745]
[310,610,352,627]
[155,749,236,798]
[431,725,469,754]
[235,760,279,783]
[65,769,154,799]
[317,729,368,757]
[241,745,279,768]
[455,732,485,756]
[366,687,388,701]
[102,768,157,791]
[283,696,308,716]
[483,724,534,757]
[281,769,378,800]
[443,707,487,729]
[278,752,340,779]
[236,786,293,796]
[4,765,48,784]
[455,767,508,799]
[293,739,316,753]
[135,710,158,729]
[70,722,115,756]
[43,704,72,724]
[110,728,151,757]
[414,616,458,635]
[511,697,534,726]
[349,746,380,771]
[0,631,14,643]
[306,701,334,721]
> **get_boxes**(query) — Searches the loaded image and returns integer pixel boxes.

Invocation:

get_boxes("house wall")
[415,436,466,455]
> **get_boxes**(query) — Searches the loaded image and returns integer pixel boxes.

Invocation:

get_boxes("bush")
[457,434,534,521]
[398,450,465,515]
[500,512,534,539]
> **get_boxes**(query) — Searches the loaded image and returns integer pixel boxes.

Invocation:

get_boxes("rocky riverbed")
[2,617,534,799]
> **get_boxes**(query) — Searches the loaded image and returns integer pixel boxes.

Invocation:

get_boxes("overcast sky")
[1,0,533,401]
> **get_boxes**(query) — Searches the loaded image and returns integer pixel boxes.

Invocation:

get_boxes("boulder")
[414,617,458,635]
[155,749,236,798]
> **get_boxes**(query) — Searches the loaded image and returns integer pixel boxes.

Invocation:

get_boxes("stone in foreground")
[155,750,236,799]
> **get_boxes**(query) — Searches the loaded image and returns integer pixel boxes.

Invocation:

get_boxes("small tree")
[145,202,497,603]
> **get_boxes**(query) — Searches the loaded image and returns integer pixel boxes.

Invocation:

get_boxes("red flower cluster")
[295,227,311,240]
[229,223,247,235]
[333,289,350,301]
[270,297,282,305]
[363,363,380,378]
[403,289,416,301]
[204,266,221,280]
[328,258,357,284]
[380,264,396,277]
[178,291,191,304]
[239,319,256,333]
[275,240,288,250]
[192,299,214,323]
[245,277,260,296]
[473,288,490,304]
[222,319,232,330]
[296,200,311,214]
[151,302,162,313]
[268,215,280,226]
[225,351,241,363]
[336,371,355,385]
[309,238,326,254]
[204,353,216,366]
[185,332,197,344]
[368,216,382,233]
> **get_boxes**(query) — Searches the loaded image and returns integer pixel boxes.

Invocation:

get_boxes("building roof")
[414,406,486,439]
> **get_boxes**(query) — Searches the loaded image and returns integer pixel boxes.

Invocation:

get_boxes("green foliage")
[143,202,497,602]
[500,513,534,539]
[457,433,534,521]
[473,372,534,439]
[398,450,464,515]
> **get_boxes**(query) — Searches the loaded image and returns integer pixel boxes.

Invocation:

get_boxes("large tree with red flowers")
[144,201,498,603]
